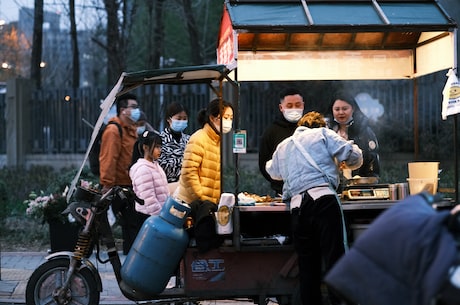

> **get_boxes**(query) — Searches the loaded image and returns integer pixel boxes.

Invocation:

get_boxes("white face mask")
[283,108,303,123]
[222,119,233,134]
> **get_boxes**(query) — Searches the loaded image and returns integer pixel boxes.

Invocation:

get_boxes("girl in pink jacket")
[129,130,169,219]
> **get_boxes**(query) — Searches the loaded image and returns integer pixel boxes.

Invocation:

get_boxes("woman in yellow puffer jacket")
[175,98,233,205]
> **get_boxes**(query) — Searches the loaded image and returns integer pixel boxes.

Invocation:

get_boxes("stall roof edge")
[224,0,457,52]
[121,64,232,87]
[225,0,457,28]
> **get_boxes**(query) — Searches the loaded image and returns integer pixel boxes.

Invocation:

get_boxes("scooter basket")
[74,186,101,202]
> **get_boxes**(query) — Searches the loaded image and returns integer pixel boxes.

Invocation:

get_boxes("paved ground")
[0,252,259,305]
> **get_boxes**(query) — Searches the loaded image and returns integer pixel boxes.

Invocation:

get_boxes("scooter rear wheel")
[25,257,100,305]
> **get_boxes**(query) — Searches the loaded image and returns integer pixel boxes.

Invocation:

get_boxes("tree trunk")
[69,0,80,88]
[103,0,121,86]
[153,0,166,68]
[30,0,44,88]
[145,0,155,68]
[181,0,202,65]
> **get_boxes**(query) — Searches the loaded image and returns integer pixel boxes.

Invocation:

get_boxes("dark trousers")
[111,189,147,255]
[292,193,346,305]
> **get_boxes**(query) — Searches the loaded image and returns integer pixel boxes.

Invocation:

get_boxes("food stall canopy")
[217,0,458,80]
[118,64,234,94]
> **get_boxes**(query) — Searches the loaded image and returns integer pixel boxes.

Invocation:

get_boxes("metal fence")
[0,70,454,160]
[0,88,5,154]
[24,84,212,155]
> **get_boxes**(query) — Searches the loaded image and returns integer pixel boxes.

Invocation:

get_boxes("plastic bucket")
[407,178,439,195]
[408,162,439,179]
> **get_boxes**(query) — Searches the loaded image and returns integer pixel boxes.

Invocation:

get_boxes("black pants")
[292,193,346,305]
[111,188,146,255]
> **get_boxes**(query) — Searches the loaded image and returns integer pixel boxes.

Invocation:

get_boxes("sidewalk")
[0,252,256,305]
[0,251,137,305]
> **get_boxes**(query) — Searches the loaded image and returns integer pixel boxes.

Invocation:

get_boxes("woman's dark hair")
[131,130,162,165]
[330,90,359,109]
[197,98,233,128]
[327,90,365,120]
[164,102,189,124]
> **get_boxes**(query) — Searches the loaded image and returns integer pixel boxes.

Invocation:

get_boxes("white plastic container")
[408,162,439,179]
[407,162,439,195]
[407,178,439,195]
[215,193,235,235]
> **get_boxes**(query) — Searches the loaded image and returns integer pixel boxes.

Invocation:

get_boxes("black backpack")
[88,121,122,176]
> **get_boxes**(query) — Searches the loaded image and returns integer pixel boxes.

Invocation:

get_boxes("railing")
[26,84,212,155]
[0,70,453,160]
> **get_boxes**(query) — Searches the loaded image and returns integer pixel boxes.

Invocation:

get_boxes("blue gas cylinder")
[120,197,190,297]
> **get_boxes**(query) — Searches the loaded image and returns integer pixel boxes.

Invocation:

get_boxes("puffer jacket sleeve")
[129,161,169,216]
[180,135,205,201]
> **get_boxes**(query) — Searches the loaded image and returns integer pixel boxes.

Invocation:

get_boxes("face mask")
[283,108,303,123]
[334,116,354,126]
[130,108,141,122]
[137,125,146,135]
[222,119,233,134]
[170,119,188,132]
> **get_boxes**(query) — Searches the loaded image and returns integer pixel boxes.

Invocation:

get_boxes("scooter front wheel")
[26,257,100,305]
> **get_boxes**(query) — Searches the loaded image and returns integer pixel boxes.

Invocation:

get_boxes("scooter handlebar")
[103,186,144,205]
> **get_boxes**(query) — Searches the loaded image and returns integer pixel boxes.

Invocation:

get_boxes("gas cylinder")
[120,197,190,298]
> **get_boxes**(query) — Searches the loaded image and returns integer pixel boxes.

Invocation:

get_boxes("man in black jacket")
[258,88,305,195]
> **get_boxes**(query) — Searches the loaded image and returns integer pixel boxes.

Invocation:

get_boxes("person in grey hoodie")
[266,111,362,305]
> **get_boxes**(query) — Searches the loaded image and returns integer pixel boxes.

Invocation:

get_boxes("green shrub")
[0,165,98,217]
[0,161,455,251]
[0,165,99,251]
[0,216,50,251]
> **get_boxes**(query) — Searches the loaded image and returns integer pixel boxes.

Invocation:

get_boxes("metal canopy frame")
[67,64,238,202]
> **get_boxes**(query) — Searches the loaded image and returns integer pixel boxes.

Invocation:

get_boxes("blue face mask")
[130,108,141,122]
[170,119,188,132]
[137,125,146,135]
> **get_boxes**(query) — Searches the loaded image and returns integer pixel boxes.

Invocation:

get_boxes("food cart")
[216,0,458,225]
[64,65,300,305]
[64,0,458,303]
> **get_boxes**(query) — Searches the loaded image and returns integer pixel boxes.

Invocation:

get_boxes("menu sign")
[442,68,460,120]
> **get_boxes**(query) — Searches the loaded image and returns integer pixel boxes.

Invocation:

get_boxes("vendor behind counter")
[326,90,380,187]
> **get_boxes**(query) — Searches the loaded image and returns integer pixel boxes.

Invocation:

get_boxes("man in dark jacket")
[258,88,305,195]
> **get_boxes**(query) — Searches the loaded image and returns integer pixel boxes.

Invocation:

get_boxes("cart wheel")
[26,258,99,305]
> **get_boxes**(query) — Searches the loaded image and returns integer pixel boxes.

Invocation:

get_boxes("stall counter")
[231,198,455,248]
